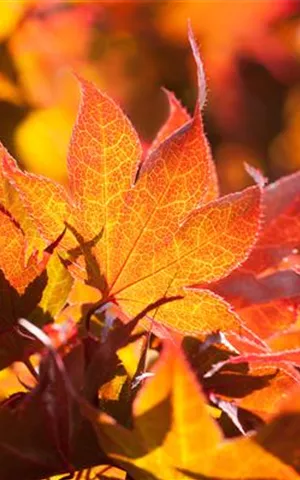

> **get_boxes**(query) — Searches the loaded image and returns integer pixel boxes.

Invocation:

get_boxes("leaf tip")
[188,21,207,110]
[244,162,268,189]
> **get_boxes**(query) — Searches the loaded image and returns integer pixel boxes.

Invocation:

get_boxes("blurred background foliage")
[0,0,299,192]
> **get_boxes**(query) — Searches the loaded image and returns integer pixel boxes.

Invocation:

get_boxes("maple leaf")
[181,334,300,422]
[82,341,300,480]
[0,205,70,369]
[202,297,300,421]
[207,169,300,355]
[211,169,300,301]
[242,170,300,275]
[204,274,300,419]
[1,27,261,337]
[206,352,300,421]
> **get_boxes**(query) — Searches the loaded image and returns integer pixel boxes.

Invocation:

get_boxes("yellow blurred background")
[0,0,299,192]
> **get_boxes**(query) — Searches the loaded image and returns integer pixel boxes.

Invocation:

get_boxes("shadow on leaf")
[65,222,108,295]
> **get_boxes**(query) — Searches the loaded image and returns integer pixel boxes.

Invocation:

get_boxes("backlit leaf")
[243,171,300,274]
[0,143,46,259]
[1,30,260,337]
[0,207,66,369]
[83,341,300,480]
[0,206,45,295]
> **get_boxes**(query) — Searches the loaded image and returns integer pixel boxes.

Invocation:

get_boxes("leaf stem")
[23,357,39,381]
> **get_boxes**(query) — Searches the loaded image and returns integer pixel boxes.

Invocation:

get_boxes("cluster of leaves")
[0,25,300,480]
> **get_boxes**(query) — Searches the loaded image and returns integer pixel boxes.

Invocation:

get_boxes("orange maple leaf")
[0,205,64,368]
[206,169,300,372]
[1,28,261,337]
